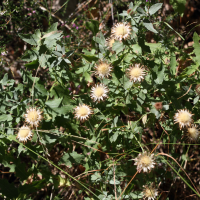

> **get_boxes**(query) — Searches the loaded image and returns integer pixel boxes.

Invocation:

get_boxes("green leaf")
[19,29,41,46]
[0,114,12,122]
[112,40,124,54]
[136,7,145,14]
[70,151,84,164]
[145,43,162,53]
[149,3,163,15]
[82,54,98,63]
[154,64,165,84]
[193,32,200,65]
[45,98,63,108]
[0,179,18,198]
[83,72,92,82]
[170,0,186,15]
[59,152,72,168]
[170,52,176,75]
[25,60,39,69]
[45,22,58,33]
[35,82,47,95]
[86,20,99,35]
[143,23,158,33]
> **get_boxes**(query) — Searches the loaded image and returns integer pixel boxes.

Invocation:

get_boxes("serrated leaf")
[19,29,41,46]
[143,23,158,33]
[149,3,163,15]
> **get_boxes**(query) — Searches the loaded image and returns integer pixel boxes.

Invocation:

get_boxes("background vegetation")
[1,0,200,199]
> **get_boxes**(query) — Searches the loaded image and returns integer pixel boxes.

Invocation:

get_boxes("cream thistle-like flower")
[111,22,131,41]
[95,61,112,78]
[91,84,109,102]
[25,107,43,127]
[74,104,93,121]
[186,125,199,142]
[142,183,158,200]
[16,126,33,143]
[127,64,146,82]
[174,109,193,130]
[106,37,115,49]
[133,151,155,173]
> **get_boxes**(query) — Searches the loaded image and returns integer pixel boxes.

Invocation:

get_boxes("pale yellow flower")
[25,107,43,127]
[17,126,33,143]
[111,22,131,41]
[174,109,193,129]
[95,61,112,78]
[91,84,109,102]
[142,183,158,200]
[74,104,93,121]
[186,125,199,142]
[127,64,146,82]
[133,151,155,173]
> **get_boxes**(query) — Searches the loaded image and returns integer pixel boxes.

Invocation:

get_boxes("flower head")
[95,61,112,78]
[106,37,115,50]
[174,109,193,129]
[186,125,199,142]
[142,183,158,200]
[91,84,109,102]
[24,107,43,127]
[16,126,33,143]
[133,151,155,173]
[127,64,146,82]
[74,104,93,121]
[111,22,131,41]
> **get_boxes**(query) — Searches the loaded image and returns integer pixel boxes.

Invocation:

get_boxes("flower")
[142,183,158,200]
[111,22,131,41]
[76,26,79,30]
[186,125,199,142]
[133,151,156,173]
[106,37,115,49]
[195,84,200,96]
[127,64,146,82]
[24,107,43,127]
[95,61,112,78]
[16,126,33,143]
[91,84,109,102]
[74,104,93,121]
[174,109,193,129]
[32,10,36,13]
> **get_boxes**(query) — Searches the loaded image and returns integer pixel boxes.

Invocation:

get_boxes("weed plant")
[0,0,200,199]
